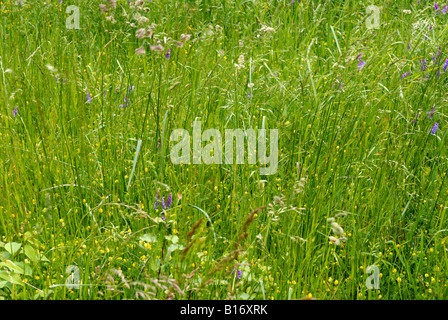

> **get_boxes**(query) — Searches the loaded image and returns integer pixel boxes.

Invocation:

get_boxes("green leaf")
[165,235,179,244]
[15,262,32,276]
[0,271,23,286]
[167,244,184,252]
[0,251,11,261]
[4,242,21,256]
[24,245,41,263]
[139,234,157,243]
[1,260,24,274]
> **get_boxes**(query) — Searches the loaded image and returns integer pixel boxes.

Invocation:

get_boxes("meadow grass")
[0,0,447,300]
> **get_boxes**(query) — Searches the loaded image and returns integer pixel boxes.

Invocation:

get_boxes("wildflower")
[330,222,344,236]
[248,83,254,88]
[105,15,117,24]
[431,122,439,135]
[421,59,427,71]
[401,72,410,79]
[339,82,343,91]
[238,54,244,66]
[167,193,173,208]
[428,106,435,119]
[357,54,366,71]
[45,64,57,72]
[99,4,108,12]
[150,44,164,52]
[329,236,341,246]
[215,25,223,33]
[180,34,192,41]
[259,25,276,33]
[444,59,448,72]
[413,113,419,123]
[87,92,91,103]
[435,3,439,11]
[407,42,411,51]
[162,197,166,210]
[444,6,448,14]
[403,9,411,14]
[137,16,149,25]
[135,47,145,55]
[232,269,243,279]
[136,28,146,38]
[165,49,171,59]
[13,106,18,117]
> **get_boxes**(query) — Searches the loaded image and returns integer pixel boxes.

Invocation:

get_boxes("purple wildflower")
[154,200,159,210]
[428,106,435,119]
[401,72,410,79]
[162,196,166,209]
[421,59,427,71]
[87,92,91,103]
[339,82,343,90]
[444,59,448,72]
[247,93,252,98]
[431,122,439,134]
[435,3,439,11]
[358,61,366,71]
[167,193,172,209]
[443,6,448,14]
[357,53,366,70]
[13,106,18,117]
[407,42,411,51]
[413,113,419,123]
[165,49,171,59]
[231,269,243,279]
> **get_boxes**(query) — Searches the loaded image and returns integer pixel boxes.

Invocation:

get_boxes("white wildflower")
[329,236,341,246]
[180,34,192,41]
[259,25,275,33]
[135,47,145,55]
[45,64,57,72]
[136,28,146,39]
[150,44,164,52]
